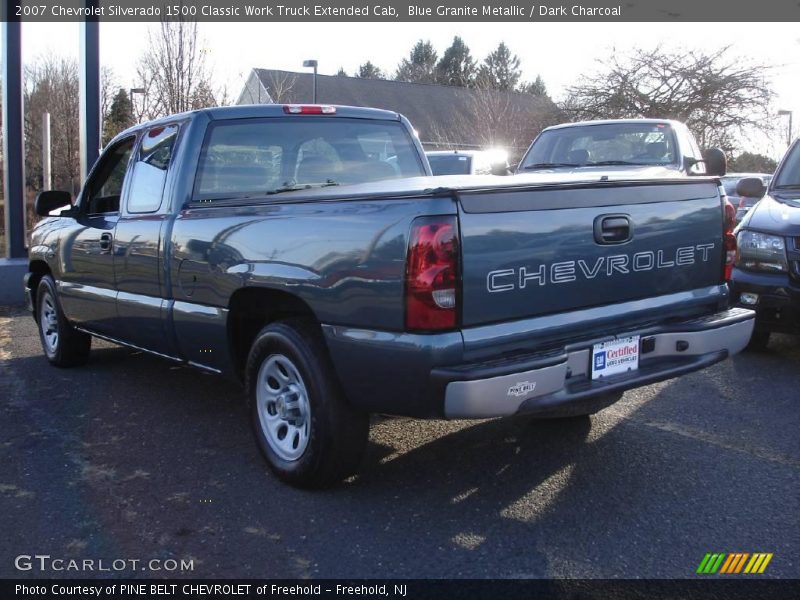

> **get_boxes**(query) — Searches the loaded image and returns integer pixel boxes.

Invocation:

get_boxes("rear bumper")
[323,306,754,419]
[437,307,753,418]
[730,268,800,334]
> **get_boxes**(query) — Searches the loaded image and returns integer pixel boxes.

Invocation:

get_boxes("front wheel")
[36,275,91,367]
[246,318,369,488]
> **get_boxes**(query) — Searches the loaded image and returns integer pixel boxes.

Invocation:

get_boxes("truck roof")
[112,104,403,141]
[543,118,682,131]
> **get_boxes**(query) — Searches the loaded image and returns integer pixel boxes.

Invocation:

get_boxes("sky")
[13,20,800,159]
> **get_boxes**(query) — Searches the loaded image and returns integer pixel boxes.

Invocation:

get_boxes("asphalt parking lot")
[1,305,798,579]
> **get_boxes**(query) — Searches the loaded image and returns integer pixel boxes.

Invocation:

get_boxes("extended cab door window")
[83,137,135,214]
[126,125,179,213]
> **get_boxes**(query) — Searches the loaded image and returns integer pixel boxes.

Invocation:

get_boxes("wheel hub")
[40,294,59,353]
[256,354,311,461]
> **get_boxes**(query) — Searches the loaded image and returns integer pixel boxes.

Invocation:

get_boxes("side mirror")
[35,190,72,216]
[490,162,510,176]
[702,148,727,177]
[736,177,766,199]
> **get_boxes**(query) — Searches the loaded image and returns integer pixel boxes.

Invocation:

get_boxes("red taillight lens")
[723,199,737,281]
[282,105,336,115]
[405,216,460,331]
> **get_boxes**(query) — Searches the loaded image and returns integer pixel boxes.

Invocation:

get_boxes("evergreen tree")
[476,42,521,91]
[520,75,549,97]
[357,61,384,79]
[435,36,476,87]
[103,88,133,145]
[395,40,438,83]
[336,67,347,77]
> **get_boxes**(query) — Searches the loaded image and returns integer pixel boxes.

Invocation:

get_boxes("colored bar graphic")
[703,552,774,575]
[710,553,725,574]
[696,553,712,574]
[758,553,773,573]
[696,552,711,573]
[744,554,760,574]
[734,553,749,573]
[719,554,736,574]
[708,552,773,575]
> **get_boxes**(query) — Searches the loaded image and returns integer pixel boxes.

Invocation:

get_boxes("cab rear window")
[194,117,425,201]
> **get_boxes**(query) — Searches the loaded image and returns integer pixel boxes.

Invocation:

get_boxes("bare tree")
[563,46,775,152]
[427,87,561,161]
[100,66,119,143]
[262,71,298,103]
[24,56,81,195]
[135,19,219,119]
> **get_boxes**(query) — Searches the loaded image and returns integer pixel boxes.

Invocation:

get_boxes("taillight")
[282,105,336,115]
[405,216,460,331]
[723,199,737,281]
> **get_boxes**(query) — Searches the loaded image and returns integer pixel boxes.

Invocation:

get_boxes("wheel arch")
[227,286,320,380]
[27,260,52,320]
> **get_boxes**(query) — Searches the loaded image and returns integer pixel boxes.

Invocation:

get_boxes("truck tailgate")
[458,180,724,327]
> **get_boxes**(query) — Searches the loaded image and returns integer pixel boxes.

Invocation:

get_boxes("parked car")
[730,140,800,350]
[516,119,726,177]
[427,149,510,176]
[26,104,753,488]
[720,172,773,223]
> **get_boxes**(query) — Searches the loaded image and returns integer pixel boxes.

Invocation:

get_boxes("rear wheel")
[246,318,369,488]
[36,275,91,367]
[745,330,770,352]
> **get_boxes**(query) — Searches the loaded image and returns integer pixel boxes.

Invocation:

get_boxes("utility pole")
[303,60,318,103]
[79,1,101,183]
[778,110,793,147]
[2,15,27,259]
[42,113,52,191]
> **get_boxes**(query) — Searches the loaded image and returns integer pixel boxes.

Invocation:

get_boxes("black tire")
[745,330,771,352]
[35,275,91,367]
[246,318,369,488]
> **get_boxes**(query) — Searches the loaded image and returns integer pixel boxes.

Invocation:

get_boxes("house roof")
[240,69,557,150]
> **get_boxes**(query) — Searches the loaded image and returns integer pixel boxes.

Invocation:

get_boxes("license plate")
[591,336,640,380]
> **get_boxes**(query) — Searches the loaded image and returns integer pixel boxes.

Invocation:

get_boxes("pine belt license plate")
[591,336,640,380]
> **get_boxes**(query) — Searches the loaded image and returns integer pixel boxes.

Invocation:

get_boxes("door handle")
[99,232,113,251]
[594,214,633,244]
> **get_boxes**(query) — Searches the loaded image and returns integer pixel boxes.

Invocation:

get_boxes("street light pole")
[303,59,318,103]
[42,113,51,192]
[778,110,793,147]
[129,87,145,123]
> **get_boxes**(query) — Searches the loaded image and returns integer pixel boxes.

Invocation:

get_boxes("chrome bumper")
[442,307,754,419]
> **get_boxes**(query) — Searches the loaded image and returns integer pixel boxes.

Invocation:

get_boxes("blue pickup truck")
[26,105,754,487]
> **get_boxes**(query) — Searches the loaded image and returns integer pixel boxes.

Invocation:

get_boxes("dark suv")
[730,140,800,349]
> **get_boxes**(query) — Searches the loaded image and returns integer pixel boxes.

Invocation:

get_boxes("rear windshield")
[428,154,472,175]
[520,122,679,169]
[194,117,425,201]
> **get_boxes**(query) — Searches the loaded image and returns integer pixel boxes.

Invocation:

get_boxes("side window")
[126,125,179,213]
[84,138,135,214]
